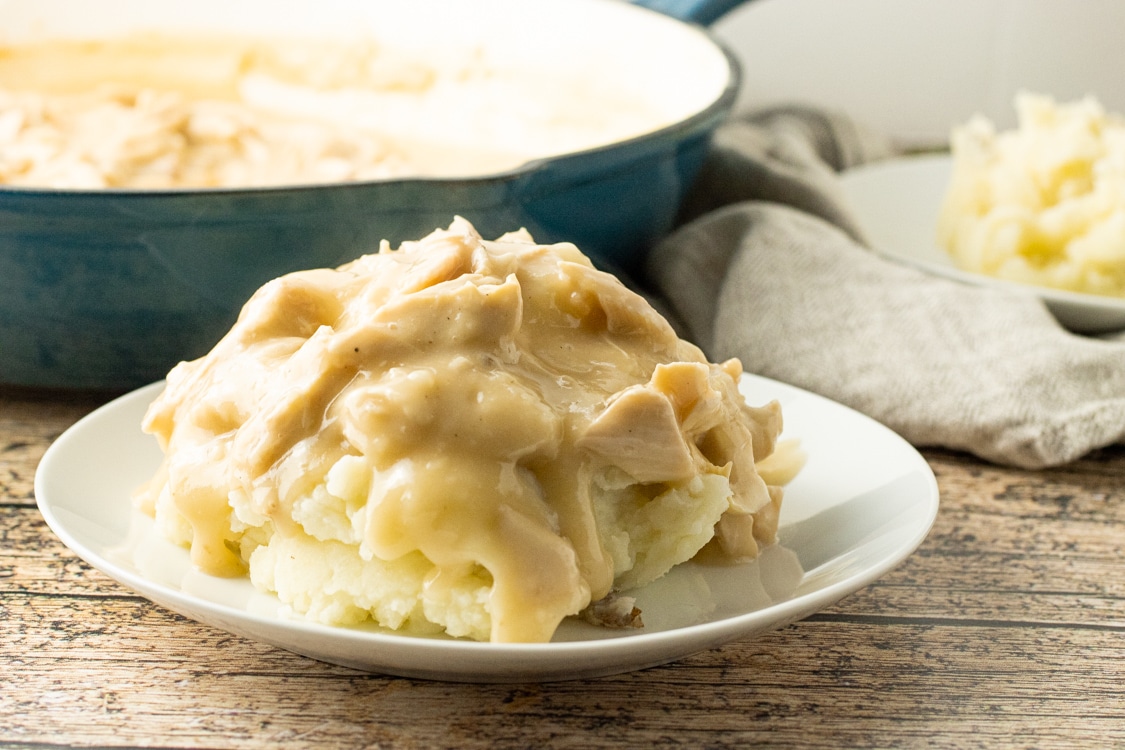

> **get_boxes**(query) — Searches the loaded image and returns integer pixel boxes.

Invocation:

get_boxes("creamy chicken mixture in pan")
[0,34,670,188]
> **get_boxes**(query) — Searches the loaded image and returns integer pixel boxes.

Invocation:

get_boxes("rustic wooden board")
[2,389,1123,749]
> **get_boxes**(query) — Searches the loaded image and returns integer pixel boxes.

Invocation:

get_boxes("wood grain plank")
[2,605,1123,749]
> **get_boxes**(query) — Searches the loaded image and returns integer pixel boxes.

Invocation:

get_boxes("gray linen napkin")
[644,106,1125,469]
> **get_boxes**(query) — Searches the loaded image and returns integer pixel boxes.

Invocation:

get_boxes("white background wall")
[712,0,1125,147]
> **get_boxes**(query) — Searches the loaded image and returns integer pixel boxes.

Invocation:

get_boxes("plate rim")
[34,374,940,681]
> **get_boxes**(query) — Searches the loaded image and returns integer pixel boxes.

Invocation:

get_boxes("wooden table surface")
[2,385,1123,749]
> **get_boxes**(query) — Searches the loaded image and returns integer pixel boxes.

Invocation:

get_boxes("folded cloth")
[644,106,1125,469]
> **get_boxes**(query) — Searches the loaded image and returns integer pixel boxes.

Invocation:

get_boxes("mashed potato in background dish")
[938,93,1125,298]
[135,218,799,644]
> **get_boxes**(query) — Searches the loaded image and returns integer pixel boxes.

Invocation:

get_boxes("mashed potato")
[938,93,1125,298]
[135,218,798,643]
[0,33,668,189]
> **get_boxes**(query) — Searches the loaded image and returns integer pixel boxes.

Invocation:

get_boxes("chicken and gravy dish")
[135,219,801,643]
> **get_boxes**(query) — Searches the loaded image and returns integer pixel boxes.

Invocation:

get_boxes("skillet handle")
[629,0,750,26]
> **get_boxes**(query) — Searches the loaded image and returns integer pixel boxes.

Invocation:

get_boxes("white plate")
[35,375,939,683]
[840,154,1125,334]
